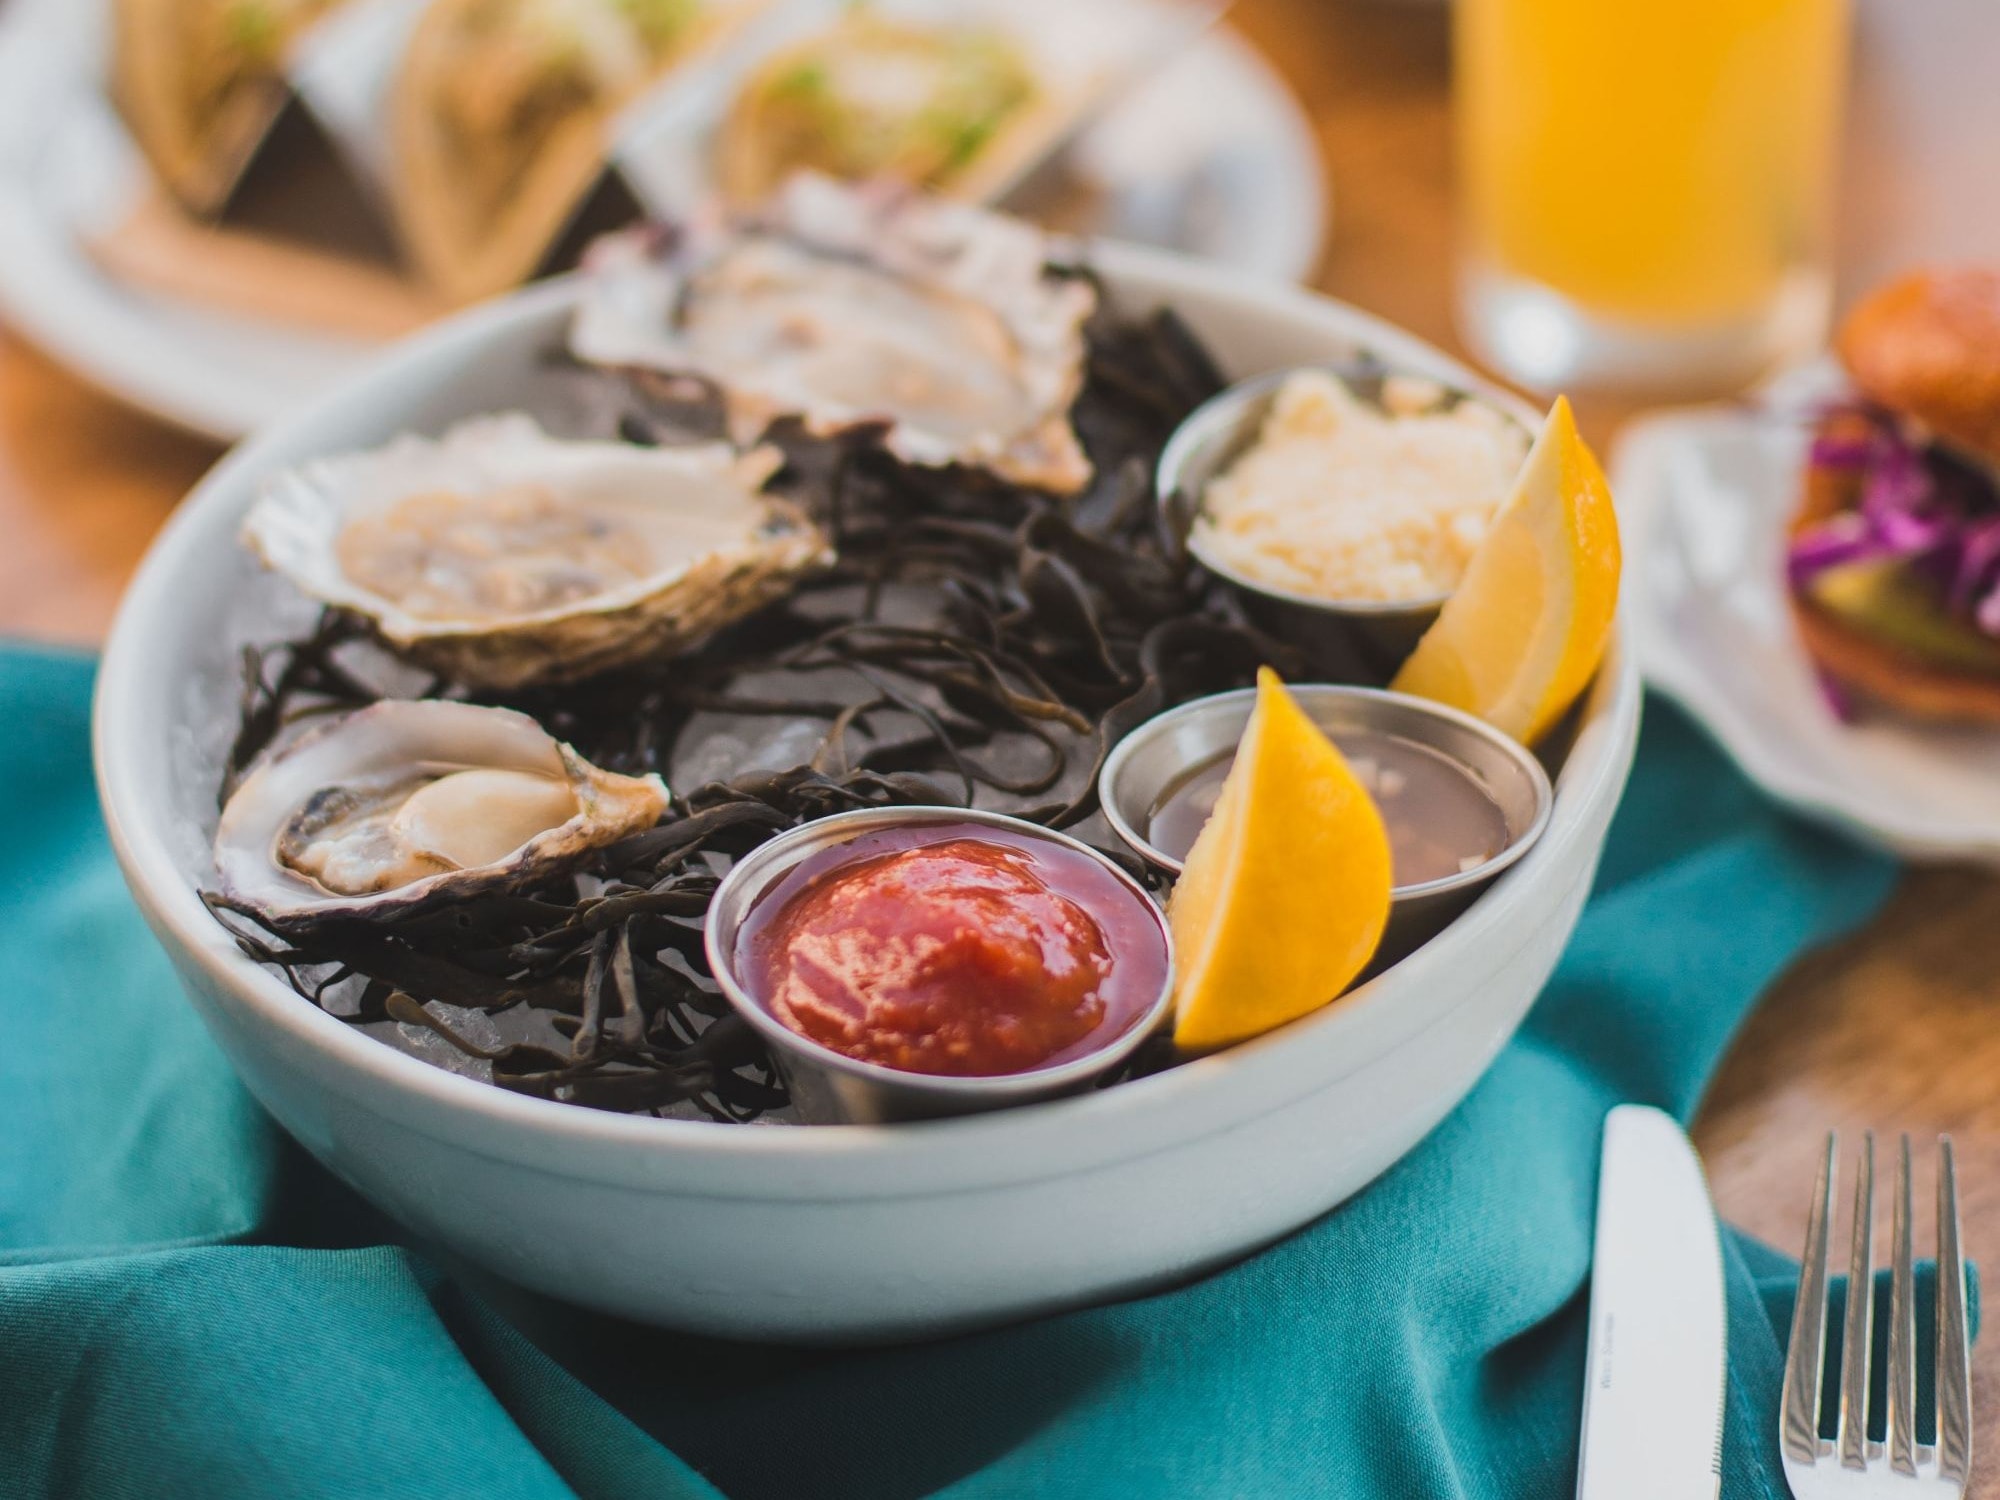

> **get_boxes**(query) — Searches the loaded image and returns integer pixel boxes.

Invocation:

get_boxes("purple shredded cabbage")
[1784,514,1875,590]
[1787,404,2000,637]
[1807,433,1875,470]
[1953,515,2000,627]
[1812,664,1858,723]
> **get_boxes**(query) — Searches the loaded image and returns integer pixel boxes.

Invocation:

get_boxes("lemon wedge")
[1390,396,1620,743]
[1167,668,1393,1053]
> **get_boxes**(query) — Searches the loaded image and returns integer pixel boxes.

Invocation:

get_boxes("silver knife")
[1576,1104,1728,1500]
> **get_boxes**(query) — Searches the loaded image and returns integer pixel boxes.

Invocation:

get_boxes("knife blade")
[1575,1104,1728,1500]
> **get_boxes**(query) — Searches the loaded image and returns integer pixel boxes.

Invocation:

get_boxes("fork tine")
[1886,1134,1919,1476]
[1936,1136,1973,1485]
[1837,1133,1875,1470]
[1782,1132,1837,1465]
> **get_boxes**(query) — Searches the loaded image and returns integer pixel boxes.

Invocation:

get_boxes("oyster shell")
[214,699,668,927]
[241,414,830,689]
[569,173,1097,494]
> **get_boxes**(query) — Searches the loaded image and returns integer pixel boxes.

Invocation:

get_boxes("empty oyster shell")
[241,414,830,690]
[215,699,668,927]
[569,173,1097,494]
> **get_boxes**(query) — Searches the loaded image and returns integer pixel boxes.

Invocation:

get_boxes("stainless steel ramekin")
[1097,684,1553,968]
[704,806,1175,1125]
[1158,363,1532,679]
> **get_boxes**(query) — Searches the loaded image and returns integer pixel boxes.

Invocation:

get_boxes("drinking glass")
[1454,0,1850,395]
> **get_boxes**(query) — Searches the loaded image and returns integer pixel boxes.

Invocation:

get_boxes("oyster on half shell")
[214,699,669,928]
[242,415,830,690]
[569,173,1097,494]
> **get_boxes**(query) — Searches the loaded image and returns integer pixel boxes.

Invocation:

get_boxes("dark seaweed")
[206,296,1309,1122]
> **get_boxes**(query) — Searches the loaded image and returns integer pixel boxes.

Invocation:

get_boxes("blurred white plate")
[1615,381,2000,865]
[0,0,1326,442]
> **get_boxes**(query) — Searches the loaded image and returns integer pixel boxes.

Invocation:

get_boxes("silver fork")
[1780,1133,1973,1497]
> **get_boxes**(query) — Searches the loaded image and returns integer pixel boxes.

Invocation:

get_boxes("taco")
[715,11,1045,206]
[390,0,709,305]
[112,0,347,215]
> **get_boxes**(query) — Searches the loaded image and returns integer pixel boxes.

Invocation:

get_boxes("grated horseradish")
[1192,370,1528,603]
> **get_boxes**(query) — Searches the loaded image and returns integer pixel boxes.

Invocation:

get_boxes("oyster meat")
[214,699,668,926]
[242,414,830,689]
[569,173,1097,494]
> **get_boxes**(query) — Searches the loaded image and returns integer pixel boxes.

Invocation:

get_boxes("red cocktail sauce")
[736,824,1169,1078]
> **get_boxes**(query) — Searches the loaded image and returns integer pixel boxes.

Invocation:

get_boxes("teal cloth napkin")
[0,643,1924,1499]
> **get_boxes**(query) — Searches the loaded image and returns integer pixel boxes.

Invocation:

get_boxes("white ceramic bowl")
[94,245,1642,1342]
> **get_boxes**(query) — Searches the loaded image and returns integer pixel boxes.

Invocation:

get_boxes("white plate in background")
[1615,385,2000,865]
[0,0,1327,442]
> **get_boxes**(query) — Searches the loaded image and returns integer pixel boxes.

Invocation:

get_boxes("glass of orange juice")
[1455,0,1850,394]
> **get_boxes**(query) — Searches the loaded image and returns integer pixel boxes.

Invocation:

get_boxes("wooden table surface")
[4,0,1994,1482]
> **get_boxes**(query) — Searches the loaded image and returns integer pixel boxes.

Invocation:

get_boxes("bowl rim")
[1096,681,1556,892]
[92,242,1643,1183]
